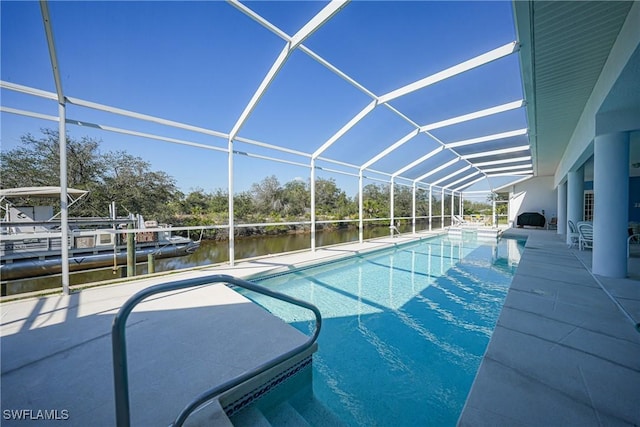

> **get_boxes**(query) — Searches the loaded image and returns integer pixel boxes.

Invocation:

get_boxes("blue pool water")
[242,235,525,426]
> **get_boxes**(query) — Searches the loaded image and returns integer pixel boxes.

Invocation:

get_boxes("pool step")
[228,406,272,426]
[229,385,346,427]
[285,387,346,427]
[263,401,312,426]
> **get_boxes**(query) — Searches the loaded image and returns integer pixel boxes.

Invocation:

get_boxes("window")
[584,191,594,221]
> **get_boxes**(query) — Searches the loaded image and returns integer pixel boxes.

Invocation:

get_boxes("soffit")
[519,1,633,177]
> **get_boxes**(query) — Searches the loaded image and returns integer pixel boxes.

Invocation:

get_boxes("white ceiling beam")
[234,136,312,158]
[392,146,444,177]
[360,129,420,170]
[378,42,518,104]
[227,0,290,40]
[445,128,527,149]
[229,1,376,100]
[290,1,348,49]
[485,170,533,177]
[481,164,533,173]
[420,100,524,132]
[415,157,460,182]
[1,80,58,101]
[64,118,229,153]
[471,155,531,167]
[40,1,64,104]
[67,96,229,139]
[461,145,530,160]
[229,0,347,141]
[453,175,486,192]
[300,46,377,98]
[228,1,522,175]
[491,174,535,192]
[431,165,472,186]
[1,106,59,122]
[445,170,481,189]
[313,100,377,158]
[229,45,291,141]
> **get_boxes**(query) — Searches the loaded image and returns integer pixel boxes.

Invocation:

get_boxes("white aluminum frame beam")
[1,80,58,101]
[412,182,416,234]
[362,100,524,190]
[40,1,63,104]
[1,106,59,122]
[313,100,377,158]
[485,170,533,177]
[40,0,71,295]
[415,157,460,182]
[231,0,521,175]
[361,129,420,170]
[492,175,535,189]
[392,147,444,177]
[461,145,530,160]
[229,0,377,99]
[471,155,531,167]
[445,170,480,189]
[364,100,524,181]
[428,185,433,231]
[431,165,471,186]
[67,96,229,140]
[444,128,527,149]
[314,59,521,161]
[378,42,518,104]
[420,100,524,132]
[224,2,526,197]
[454,175,486,192]
[390,177,395,236]
[229,0,347,141]
[441,188,445,226]
[481,164,534,174]
[227,1,347,257]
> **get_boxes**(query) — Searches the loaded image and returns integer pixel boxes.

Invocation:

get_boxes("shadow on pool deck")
[0,283,311,426]
[459,228,640,426]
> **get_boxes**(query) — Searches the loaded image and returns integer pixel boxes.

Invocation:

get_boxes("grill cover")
[517,212,546,227]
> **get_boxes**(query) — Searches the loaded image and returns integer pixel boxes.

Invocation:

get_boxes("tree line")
[1,130,494,238]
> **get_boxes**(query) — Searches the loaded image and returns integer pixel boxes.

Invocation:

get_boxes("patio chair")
[577,221,593,250]
[567,220,579,248]
[452,215,468,226]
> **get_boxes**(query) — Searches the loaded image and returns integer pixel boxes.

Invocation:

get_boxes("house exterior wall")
[508,175,557,227]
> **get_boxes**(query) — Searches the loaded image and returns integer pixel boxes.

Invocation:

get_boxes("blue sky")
[1,1,526,199]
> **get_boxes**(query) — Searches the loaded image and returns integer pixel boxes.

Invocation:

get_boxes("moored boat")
[1,187,200,281]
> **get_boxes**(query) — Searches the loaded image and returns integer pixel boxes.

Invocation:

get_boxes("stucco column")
[592,132,629,278]
[566,167,584,245]
[557,181,567,235]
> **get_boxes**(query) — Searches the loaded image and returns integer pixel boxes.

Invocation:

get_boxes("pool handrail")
[111,273,322,427]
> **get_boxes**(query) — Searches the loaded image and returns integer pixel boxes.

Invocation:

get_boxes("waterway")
[4,222,440,296]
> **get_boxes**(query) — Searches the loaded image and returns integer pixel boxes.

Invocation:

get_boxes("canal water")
[4,223,440,296]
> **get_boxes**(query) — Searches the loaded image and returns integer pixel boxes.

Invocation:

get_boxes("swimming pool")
[240,234,525,426]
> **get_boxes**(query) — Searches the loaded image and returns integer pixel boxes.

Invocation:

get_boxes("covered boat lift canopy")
[0,186,88,200]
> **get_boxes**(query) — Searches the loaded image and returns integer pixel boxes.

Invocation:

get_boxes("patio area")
[460,228,640,426]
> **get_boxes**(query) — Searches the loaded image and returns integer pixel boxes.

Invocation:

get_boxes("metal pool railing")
[111,273,322,427]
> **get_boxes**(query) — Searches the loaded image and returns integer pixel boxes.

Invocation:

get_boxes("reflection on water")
[4,224,433,295]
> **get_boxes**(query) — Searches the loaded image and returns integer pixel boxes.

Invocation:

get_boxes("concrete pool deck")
[459,228,640,426]
[2,229,639,425]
